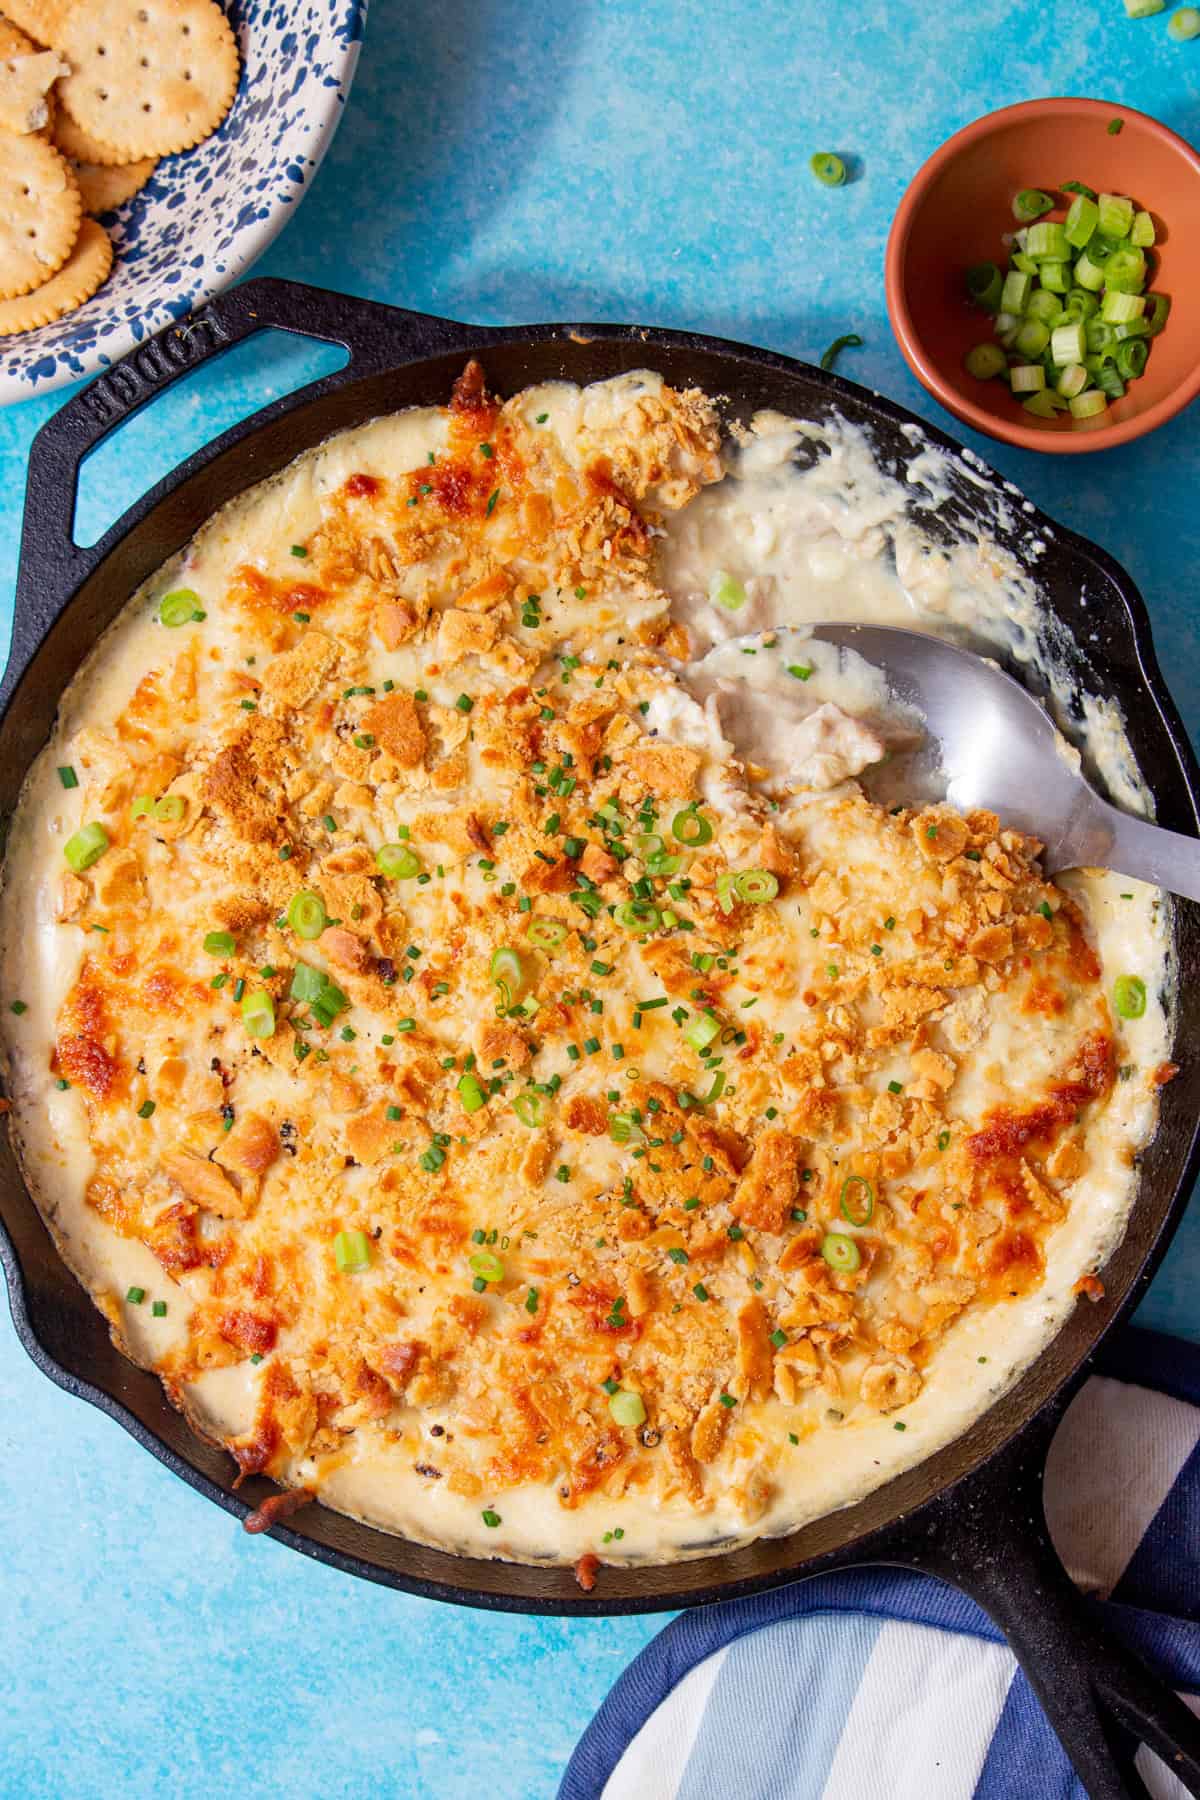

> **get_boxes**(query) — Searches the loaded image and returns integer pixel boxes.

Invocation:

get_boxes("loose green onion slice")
[1169,5,1200,35]
[672,807,713,847]
[839,1175,875,1226]
[1012,188,1054,223]
[203,930,236,956]
[469,1248,504,1283]
[1113,974,1147,1020]
[708,569,746,612]
[458,1072,488,1114]
[512,1091,544,1128]
[964,342,1007,381]
[241,989,276,1040]
[608,1388,647,1428]
[375,842,422,880]
[334,1229,372,1273]
[734,869,779,905]
[614,899,660,935]
[821,1232,862,1275]
[64,822,109,872]
[286,890,328,940]
[809,151,846,187]
[158,588,203,628]
[526,917,569,951]
[819,333,863,373]
[684,1010,722,1053]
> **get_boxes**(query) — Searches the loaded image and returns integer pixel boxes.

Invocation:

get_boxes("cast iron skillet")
[3,278,1199,1798]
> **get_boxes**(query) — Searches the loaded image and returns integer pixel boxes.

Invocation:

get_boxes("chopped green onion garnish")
[821,1232,861,1274]
[158,588,203,628]
[126,1287,145,1305]
[376,842,422,880]
[203,930,236,956]
[608,1389,646,1428]
[839,1175,875,1226]
[334,1229,372,1273]
[57,765,78,789]
[64,822,109,872]
[286,891,328,940]
[458,1072,488,1114]
[1113,974,1147,1020]
[708,570,746,612]
[469,1248,504,1283]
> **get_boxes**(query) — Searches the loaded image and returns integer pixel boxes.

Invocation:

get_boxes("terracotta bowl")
[886,98,1200,454]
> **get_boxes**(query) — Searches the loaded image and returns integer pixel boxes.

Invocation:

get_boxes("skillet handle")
[8,277,474,713]
[870,1409,1200,1799]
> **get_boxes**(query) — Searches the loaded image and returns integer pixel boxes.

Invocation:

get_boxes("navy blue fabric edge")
[559,1325,1200,1800]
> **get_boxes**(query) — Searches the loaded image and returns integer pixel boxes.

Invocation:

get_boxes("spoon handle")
[1050,795,1200,903]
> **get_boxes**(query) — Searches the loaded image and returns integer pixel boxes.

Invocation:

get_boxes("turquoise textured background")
[1,6,1199,1796]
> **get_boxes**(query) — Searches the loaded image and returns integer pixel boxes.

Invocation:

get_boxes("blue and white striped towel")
[561,1327,1200,1800]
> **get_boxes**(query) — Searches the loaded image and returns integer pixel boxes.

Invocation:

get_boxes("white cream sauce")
[0,374,1173,1567]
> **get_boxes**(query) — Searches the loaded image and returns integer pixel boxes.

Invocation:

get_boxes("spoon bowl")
[809,624,1200,902]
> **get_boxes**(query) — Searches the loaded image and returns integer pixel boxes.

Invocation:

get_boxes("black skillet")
[2,278,1199,1798]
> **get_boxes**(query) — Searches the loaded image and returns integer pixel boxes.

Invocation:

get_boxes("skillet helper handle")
[874,1414,1200,1799]
[15,277,469,663]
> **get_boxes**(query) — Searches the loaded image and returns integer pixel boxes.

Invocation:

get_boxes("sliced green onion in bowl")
[286,891,328,940]
[1010,365,1046,394]
[376,842,422,879]
[334,1229,372,1273]
[158,588,204,628]
[840,1175,875,1226]
[964,342,1007,381]
[1012,188,1054,223]
[469,1248,505,1283]
[1069,390,1108,420]
[965,262,1004,313]
[1113,974,1147,1019]
[241,989,276,1040]
[821,1232,862,1275]
[708,569,746,612]
[64,822,109,872]
[608,1388,647,1428]
[809,151,846,187]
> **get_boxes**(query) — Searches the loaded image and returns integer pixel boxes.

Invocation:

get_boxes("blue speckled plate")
[0,0,367,405]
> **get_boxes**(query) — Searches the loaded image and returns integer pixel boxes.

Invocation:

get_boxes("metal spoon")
[809,623,1200,902]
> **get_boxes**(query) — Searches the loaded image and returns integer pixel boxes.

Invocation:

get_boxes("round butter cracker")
[0,130,80,298]
[74,152,155,215]
[53,98,136,165]
[57,0,239,160]
[0,1,72,47]
[0,17,37,55]
[0,214,111,332]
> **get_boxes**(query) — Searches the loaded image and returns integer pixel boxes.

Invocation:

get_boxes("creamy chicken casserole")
[0,365,1172,1571]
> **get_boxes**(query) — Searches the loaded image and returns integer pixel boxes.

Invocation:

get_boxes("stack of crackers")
[0,0,239,336]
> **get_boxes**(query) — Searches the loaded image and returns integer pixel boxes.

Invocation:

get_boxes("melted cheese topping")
[0,367,1171,1572]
